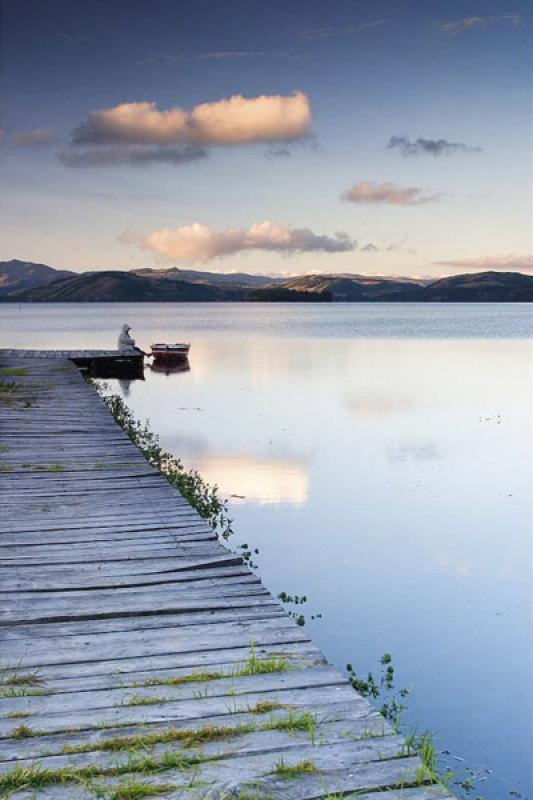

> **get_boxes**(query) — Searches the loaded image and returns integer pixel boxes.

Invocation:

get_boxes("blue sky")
[1,0,531,276]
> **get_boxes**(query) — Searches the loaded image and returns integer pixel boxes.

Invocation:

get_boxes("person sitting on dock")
[118,324,145,355]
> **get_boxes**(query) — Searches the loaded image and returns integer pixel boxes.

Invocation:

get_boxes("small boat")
[150,343,190,364]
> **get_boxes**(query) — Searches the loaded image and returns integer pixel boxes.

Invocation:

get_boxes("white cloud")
[438,14,521,35]
[342,181,440,206]
[301,20,388,40]
[71,92,311,146]
[434,254,533,272]
[124,221,354,264]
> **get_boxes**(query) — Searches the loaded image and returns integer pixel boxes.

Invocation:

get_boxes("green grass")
[0,686,45,698]
[129,646,290,691]
[92,781,176,799]
[0,464,12,472]
[268,758,319,779]
[0,367,27,377]
[10,724,37,739]
[62,712,317,756]
[133,671,223,688]
[7,711,32,720]
[19,463,64,473]
[123,694,170,707]
[249,700,287,715]
[0,669,42,687]
[0,750,213,794]
[235,645,290,677]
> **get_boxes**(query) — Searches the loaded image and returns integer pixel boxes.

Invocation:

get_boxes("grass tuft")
[92,780,175,799]
[0,669,42,687]
[62,712,317,756]
[123,694,170,707]
[10,724,37,739]
[249,701,287,715]
[0,367,27,377]
[268,758,319,779]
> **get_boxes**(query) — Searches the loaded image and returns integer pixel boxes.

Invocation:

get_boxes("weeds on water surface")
[346,653,410,731]
[92,387,233,539]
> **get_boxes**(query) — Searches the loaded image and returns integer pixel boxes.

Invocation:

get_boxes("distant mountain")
[282,271,533,301]
[280,274,422,301]
[244,286,332,302]
[134,267,284,288]
[5,271,235,302]
[1,260,531,302]
[0,259,74,296]
[419,271,533,302]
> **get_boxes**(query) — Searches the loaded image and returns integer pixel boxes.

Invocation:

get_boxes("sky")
[1,0,532,277]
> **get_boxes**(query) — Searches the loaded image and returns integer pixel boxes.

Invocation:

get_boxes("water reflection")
[149,360,190,375]
[192,454,309,506]
[349,396,413,416]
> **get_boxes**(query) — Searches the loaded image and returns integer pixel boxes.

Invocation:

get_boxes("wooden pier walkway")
[0,352,452,800]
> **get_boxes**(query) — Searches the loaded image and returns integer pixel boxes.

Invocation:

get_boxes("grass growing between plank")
[124,694,170,707]
[249,701,287,714]
[131,645,290,690]
[0,687,46,698]
[0,751,213,794]
[92,781,176,799]
[0,367,28,377]
[268,758,319,779]
[0,669,42,687]
[19,462,64,472]
[9,724,37,739]
[62,712,317,757]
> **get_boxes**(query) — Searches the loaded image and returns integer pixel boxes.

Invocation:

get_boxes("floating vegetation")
[346,653,410,731]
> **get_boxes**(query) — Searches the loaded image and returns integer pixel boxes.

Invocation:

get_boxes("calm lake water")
[2,302,532,798]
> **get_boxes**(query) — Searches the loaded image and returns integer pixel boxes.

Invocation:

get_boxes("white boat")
[150,343,190,364]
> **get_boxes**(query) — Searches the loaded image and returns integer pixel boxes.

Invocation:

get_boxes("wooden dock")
[0,351,452,800]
